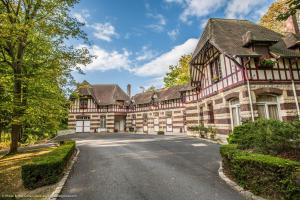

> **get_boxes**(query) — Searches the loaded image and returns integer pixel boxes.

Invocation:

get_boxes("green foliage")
[146,86,157,92]
[21,141,75,189]
[157,131,164,135]
[0,0,92,152]
[228,119,300,155]
[164,54,191,87]
[220,145,300,199]
[188,125,209,138]
[259,0,288,34]
[277,0,300,20]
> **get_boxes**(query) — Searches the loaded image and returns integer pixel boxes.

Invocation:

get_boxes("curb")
[218,161,266,200]
[48,146,80,200]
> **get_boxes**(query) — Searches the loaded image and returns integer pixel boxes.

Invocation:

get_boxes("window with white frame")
[230,98,241,128]
[100,116,106,128]
[256,95,280,120]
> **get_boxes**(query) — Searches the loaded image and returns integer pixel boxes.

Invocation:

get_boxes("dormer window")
[79,98,88,109]
[210,56,222,83]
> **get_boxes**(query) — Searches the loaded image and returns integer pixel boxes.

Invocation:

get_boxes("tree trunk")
[9,68,22,154]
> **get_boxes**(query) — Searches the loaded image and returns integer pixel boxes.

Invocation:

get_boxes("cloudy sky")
[72,0,275,94]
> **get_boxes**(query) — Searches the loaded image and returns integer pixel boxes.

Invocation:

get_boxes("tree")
[260,0,288,34]
[277,0,300,20]
[146,86,156,92]
[0,0,92,153]
[164,54,191,87]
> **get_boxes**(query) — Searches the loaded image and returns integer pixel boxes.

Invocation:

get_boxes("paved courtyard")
[56,133,243,200]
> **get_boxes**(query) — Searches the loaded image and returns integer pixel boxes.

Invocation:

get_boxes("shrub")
[157,131,164,135]
[188,125,208,138]
[21,140,75,189]
[220,144,300,200]
[228,119,300,155]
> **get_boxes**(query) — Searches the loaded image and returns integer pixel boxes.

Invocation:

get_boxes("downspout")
[243,58,255,122]
[288,59,300,119]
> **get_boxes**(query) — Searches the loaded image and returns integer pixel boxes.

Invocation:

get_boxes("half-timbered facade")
[126,85,188,134]
[68,82,130,133]
[187,18,300,141]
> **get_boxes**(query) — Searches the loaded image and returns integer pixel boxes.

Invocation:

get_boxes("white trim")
[229,99,241,130]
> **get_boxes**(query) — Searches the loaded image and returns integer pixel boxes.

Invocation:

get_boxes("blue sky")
[71,0,275,94]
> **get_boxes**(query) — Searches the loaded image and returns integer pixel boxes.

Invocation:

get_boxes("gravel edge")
[218,161,266,200]
[48,146,80,200]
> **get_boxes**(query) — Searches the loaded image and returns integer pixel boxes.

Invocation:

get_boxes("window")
[100,116,106,128]
[208,103,214,123]
[210,56,222,82]
[230,99,241,128]
[257,95,280,120]
[79,98,88,109]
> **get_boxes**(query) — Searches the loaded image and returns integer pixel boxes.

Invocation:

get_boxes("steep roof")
[192,18,300,60]
[132,84,189,105]
[77,83,130,105]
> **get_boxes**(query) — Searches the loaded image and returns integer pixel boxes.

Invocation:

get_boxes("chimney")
[284,15,300,34]
[127,84,131,97]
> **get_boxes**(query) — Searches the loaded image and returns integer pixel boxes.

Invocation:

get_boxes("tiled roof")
[192,18,300,60]
[132,84,190,105]
[77,82,130,105]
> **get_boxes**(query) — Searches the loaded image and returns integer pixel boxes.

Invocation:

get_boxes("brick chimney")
[284,15,300,34]
[127,84,131,98]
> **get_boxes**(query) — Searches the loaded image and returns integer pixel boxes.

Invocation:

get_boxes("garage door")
[166,118,173,132]
[76,120,90,133]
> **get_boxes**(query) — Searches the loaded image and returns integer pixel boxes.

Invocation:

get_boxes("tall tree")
[277,0,300,20]
[260,0,288,34]
[0,0,91,153]
[164,54,191,88]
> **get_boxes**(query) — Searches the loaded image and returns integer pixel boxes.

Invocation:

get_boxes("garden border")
[48,146,80,200]
[218,161,266,200]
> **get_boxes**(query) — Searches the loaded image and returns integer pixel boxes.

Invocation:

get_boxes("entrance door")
[76,120,83,132]
[83,120,90,132]
[166,118,173,132]
[154,117,159,132]
[76,120,90,133]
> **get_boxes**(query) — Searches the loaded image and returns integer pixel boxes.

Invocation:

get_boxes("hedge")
[220,144,300,200]
[21,140,75,189]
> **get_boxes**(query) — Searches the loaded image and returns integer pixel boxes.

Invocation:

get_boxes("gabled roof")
[132,84,190,105]
[192,18,300,61]
[77,82,130,105]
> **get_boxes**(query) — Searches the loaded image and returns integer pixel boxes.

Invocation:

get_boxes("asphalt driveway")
[56,133,243,200]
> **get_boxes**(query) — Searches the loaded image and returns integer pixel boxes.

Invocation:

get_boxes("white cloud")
[225,0,268,19]
[73,9,90,24]
[133,38,198,77]
[92,23,118,42]
[168,29,179,40]
[79,45,131,71]
[136,46,157,61]
[146,13,167,32]
[180,0,226,23]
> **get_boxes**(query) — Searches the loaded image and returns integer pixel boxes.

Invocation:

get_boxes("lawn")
[0,147,58,199]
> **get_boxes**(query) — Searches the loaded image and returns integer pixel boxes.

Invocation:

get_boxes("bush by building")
[21,140,75,189]
[220,144,300,200]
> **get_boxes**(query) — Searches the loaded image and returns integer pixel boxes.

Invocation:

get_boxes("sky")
[71,0,275,94]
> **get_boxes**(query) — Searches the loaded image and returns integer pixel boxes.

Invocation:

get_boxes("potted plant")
[259,58,277,68]
[212,75,220,83]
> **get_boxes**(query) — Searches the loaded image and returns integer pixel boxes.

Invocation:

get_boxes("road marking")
[191,143,207,147]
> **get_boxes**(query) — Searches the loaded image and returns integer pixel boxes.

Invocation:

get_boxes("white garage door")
[166,118,172,132]
[76,120,90,133]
